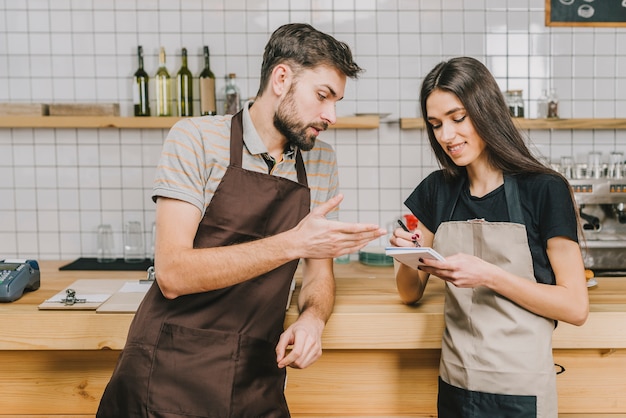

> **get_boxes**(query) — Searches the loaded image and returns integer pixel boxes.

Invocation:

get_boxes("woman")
[390,57,589,418]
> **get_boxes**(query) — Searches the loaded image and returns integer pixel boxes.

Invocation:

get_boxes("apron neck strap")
[503,175,524,224]
[229,110,245,168]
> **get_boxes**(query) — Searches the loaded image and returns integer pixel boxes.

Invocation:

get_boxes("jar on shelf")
[505,90,524,118]
[547,88,559,119]
[537,89,548,119]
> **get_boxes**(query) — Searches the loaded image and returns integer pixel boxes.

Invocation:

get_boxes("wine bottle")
[199,46,217,116]
[224,73,241,115]
[176,47,193,116]
[155,47,171,117]
[133,46,150,116]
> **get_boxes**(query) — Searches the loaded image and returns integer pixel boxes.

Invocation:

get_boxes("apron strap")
[503,175,524,224]
[447,177,466,220]
[229,110,245,168]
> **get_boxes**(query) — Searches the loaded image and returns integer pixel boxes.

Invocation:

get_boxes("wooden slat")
[48,103,120,116]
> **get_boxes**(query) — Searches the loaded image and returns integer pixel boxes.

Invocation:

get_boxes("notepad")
[385,247,445,269]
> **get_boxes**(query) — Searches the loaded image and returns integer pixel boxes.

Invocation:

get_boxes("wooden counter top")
[1,260,624,351]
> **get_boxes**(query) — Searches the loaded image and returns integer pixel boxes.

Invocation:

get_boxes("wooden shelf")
[0,115,380,130]
[400,117,626,130]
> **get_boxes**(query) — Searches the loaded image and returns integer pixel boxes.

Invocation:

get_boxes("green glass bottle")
[154,47,171,117]
[133,46,150,116]
[176,47,193,116]
[199,46,217,116]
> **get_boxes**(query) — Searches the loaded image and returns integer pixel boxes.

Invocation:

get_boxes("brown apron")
[433,177,557,418]
[97,110,310,418]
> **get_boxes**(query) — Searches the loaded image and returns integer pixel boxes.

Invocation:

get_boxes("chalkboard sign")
[546,0,626,27]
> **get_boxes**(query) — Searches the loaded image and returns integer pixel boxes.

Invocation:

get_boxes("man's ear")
[270,63,292,97]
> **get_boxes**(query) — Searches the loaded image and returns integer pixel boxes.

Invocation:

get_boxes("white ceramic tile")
[573,55,593,78]
[78,167,100,188]
[594,101,615,119]
[29,33,50,55]
[7,55,29,79]
[0,205,16,230]
[16,231,39,255]
[507,10,529,32]
[485,33,506,55]
[6,10,28,32]
[100,167,121,189]
[12,144,35,165]
[357,187,380,210]
[420,11,441,33]
[508,33,529,56]
[442,10,463,33]
[551,33,572,56]
[37,211,60,232]
[49,10,71,32]
[485,10,507,33]
[462,33,484,56]
[463,12,487,35]
[0,181,15,209]
[442,33,464,56]
[15,187,37,209]
[35,167,58,189]
[573,33,595,56]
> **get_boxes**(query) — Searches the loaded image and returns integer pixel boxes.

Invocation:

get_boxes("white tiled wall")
[1,0,626,259]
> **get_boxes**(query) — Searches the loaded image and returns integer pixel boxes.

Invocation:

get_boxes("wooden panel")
[285,349,440,415]
[0,350,119,415]
[0,103,48,116]
[555,349,626,414]
[1,349,625,416]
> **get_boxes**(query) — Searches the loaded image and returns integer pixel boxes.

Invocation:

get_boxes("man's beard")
[273,86,327,151]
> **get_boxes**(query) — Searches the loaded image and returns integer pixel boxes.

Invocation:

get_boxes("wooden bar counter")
[1,261,625,417]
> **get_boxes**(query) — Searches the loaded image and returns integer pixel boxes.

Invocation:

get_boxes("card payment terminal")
[0,259,40,302]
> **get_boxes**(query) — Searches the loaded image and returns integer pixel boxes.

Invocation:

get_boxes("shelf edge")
[0,115,380,130]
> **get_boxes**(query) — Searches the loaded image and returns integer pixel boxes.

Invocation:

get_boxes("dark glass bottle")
[199,46,217,116]
[176,47,193,116]
[133,46,150,116]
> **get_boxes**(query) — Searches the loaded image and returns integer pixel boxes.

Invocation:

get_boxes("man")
[97,23,386,417]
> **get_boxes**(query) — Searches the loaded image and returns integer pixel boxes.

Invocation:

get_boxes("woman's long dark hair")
[420,56,556,180]
[420,56,583,239]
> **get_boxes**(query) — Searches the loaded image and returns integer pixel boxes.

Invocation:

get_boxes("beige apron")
[433,177,557,418]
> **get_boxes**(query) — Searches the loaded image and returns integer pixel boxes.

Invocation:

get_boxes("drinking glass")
[560,156,574,179]
[124,221,145,263]
[97,224,115,263]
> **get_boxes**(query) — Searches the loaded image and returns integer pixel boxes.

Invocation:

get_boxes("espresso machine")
[566,151,626,272]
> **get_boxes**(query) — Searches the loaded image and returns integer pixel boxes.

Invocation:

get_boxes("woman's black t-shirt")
[404,170,578,285]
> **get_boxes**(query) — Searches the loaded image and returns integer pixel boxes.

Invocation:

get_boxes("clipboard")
[38,279,152,312]
[38,279,125,310]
